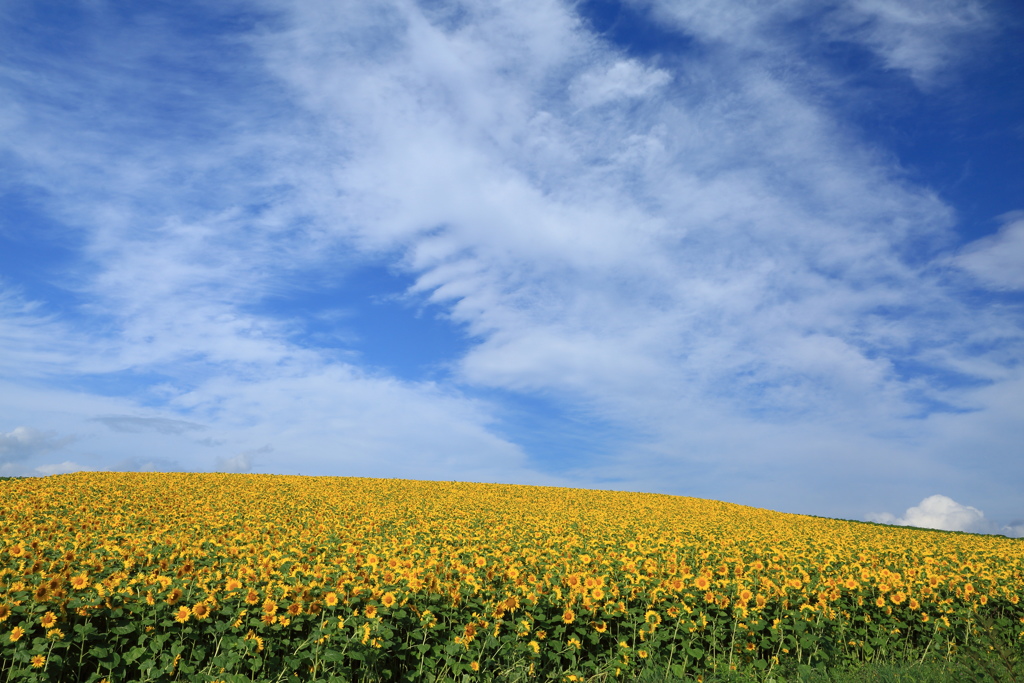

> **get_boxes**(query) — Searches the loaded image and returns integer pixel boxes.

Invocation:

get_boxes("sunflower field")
[1,472,1022,682]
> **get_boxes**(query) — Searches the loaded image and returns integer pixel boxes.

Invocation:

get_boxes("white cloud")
[216,451,257,474]
[638,0,992,88]
[868,494,993,534]
[952,213,1024,290]
[33,461,91,476]
[93,416,207,435]
[570,59,672,109]
[0,287,80,378]
[0,426,75,463]
[834,0,991,87]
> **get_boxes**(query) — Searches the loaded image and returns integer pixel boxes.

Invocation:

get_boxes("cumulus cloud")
[866,494,1021,536]
[952,213,1024,290]
[0,426,75,463]
[216,446,271,474]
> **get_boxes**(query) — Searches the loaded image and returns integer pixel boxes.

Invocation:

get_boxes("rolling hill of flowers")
[1,472,1021,681]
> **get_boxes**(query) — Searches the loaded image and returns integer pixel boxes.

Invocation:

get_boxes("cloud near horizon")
[869,494,1024,538]
[0,0,1021,530]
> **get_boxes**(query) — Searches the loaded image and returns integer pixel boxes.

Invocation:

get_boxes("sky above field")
[2,0,1022,535]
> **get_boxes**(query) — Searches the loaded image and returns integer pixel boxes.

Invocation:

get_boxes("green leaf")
[124,646,147,664]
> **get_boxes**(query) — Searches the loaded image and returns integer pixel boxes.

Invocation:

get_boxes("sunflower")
[562,608,576,624]
[890,592,906,605]
[245,590,260,605]
[591,588,605,601]
[364,605,378,619]
[244,630,265,652]
[324,592,339,608]
[40,612,57,628]
[593,621,607,633]
[0,605,10,622]
[381,592,397,609]
[174,606,191,624]
[694,576,710,591]
[30,654,46,668]
[262,598,277,616]
[34,584,50,601]
[225,579,242,592]
[192,603,211,619]
[9,626,25,642]
[739,589,753,603]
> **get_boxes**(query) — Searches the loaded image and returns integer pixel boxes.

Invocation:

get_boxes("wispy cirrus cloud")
[952,212,1024,290]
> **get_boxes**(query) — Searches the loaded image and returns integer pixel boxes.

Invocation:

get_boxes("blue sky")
[1,0,1022,535]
